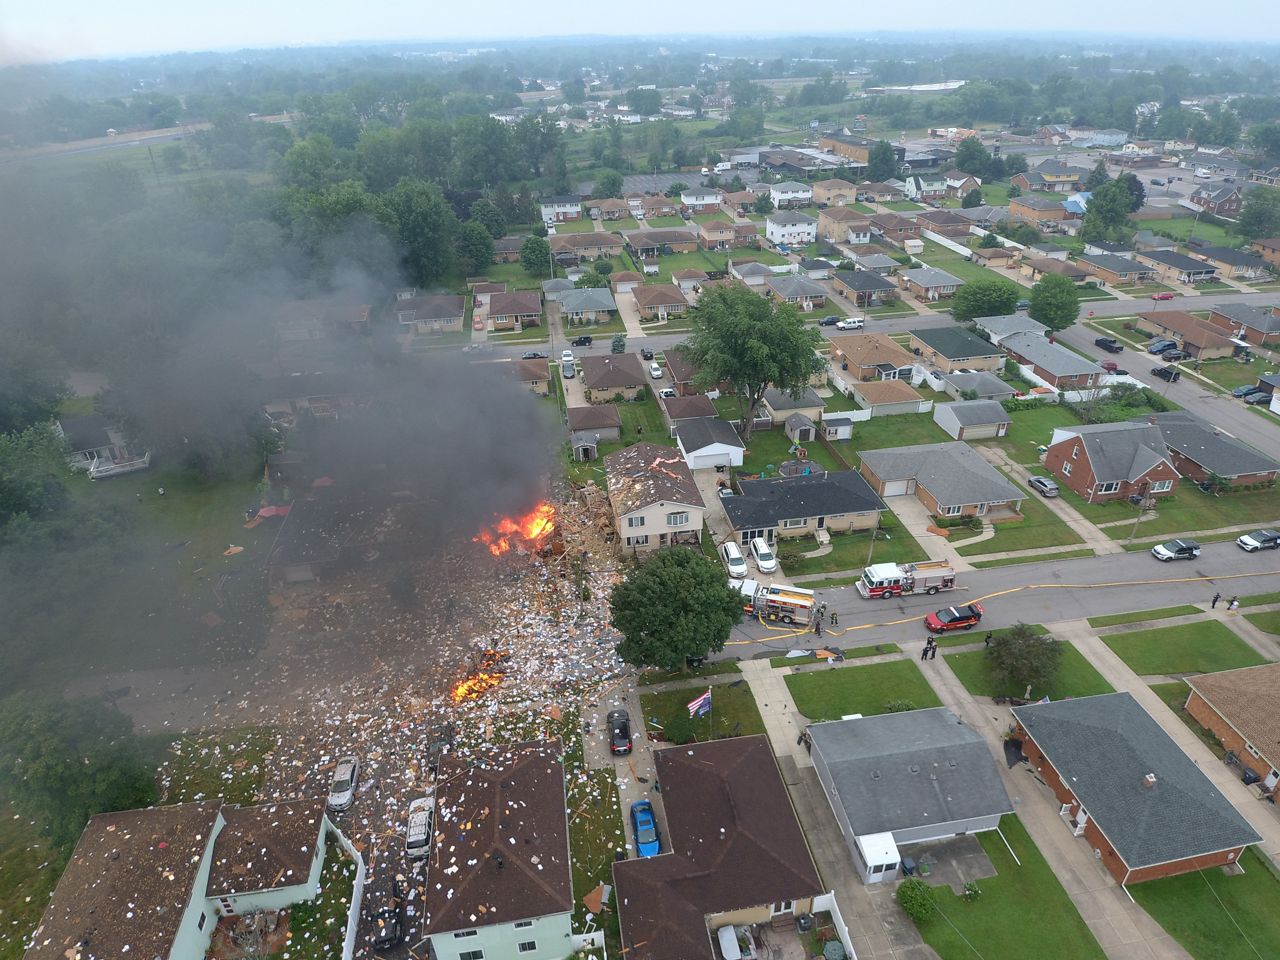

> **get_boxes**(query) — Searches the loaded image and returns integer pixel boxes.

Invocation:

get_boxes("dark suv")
[570,335,593,347]
[1094,337,1123,354]
[1152,365,1181,382]
[608,709,633,756]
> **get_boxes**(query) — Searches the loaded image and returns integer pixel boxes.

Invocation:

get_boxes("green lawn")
[741,427,842,474]
[917,240,1018,287]
[637,660,742,685]
[1087,605,1203,628]
[640,682,765,741]
[553,217,600,233]
[884,200,923,212]
[971,548,1096,569]
[477,260,545,290]
[692,212,729,224]
[834,412,951,455]
[643,215,687,228]
[156,725,275,804]
[945,644,1115,700]
[1145,218,1238,248]
[1148,680,1229,758]
[932,624,1048,648]
[978,182,1013,206]
[955,475,1085,556]
[782,513,929,576]
[562,313,628,336]
[567,765,624,947]
[1242,590,1280,607]
[1194,280,1236,292]
[288,842,358,959]
[912,815,1106,960]
[1194,357,1275,393]
[1131,848,1280,960]
[978,401,1085,465]
[819,387,863,414]
[1054,484,1280,539]
[1102,621,1268,675]
[785,660,941,720]
[489,322,552,342]
[865,302,918,319]
[1245,610,1280,635]
[0,798,65,960]
[770,643,900,668]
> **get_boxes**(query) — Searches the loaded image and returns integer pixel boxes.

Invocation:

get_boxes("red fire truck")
[856,561,957,599]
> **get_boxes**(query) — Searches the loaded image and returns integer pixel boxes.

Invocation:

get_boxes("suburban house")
[799,257,834,280]
[1020,257,1092,284]
[1044,422,1179,503]
[1251,167,1280,187]
[902,173,947,201]
[828,333,917,384]
[550,232,624,260]
[1184,664,1280,795]
[641,195,679,218]
[674,416,745,470]
[832,269,897,306]
[1192,246,1272,280]
[941,370,1016,402]
[626,229,699,258]
[1208,303,1280,346]
[1187,184,1242,218]
[1133,310,1239,360]
[488,291,543,330]
[558,287,617,323]
[605,441,705,550]
[765,275,828,310]
[1080,238,1133,256]
[848,379,927,417]
[586,197,630,221]
[494,236,524,263]
[970,245,1016,268]
[1075,253,1158,286]
[1029,241,1070,261]
[944,172,982,197]
[581,354,648,402]
[723,471,885,546]
[393,293,466,334]
[817,207,872,243]
[421,741,575,960]
[851,251,899,274]
[567,404,622,447]
[511,358,552,396]
[809,709,1014,884]
[761,386,825,426]
[730,260,774,286]
[868,213,921,246]
[1000,331,1104,389]
[58,414,150,479]
[27,799,337,960]
[1008,194,1072,225]
[1138,411,1280,488]
[765,211,818,246]
[721,189,757,216]
[539,195,582,223]
[1134,230,1178,253]
[769,180,813,208]
[672,268,708,294]
[915,209,973,239]
[900,266,964,301]
[1134,249,1218,285]
[698,219,737,250]
[856,181,906,203]
[542,278,575,301]
[933,400,1011,440]
[612,737,826,960]
[1012,160,1087,193]
[680,186,723,214]
[659,394,717,435]
[610,271,644,295]
[1012,693,1261,884]
[858,441,1025,518]
[909,327,1003,373]
[1250,238,1280,269]
[812,178,859,206]
[633,284,689,320]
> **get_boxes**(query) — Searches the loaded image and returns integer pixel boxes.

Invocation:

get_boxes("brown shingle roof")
[664,346,699,384]
[423,741,572,934]
[489,291,543,317]
[473,282,507,294]
[582,354,647,389]
[855,380,923,404]
[567,404,622,430]
[27,802,223,960]
[1135,310,1234,350]
[550,232,624,251]
[627,229,698,247]
[395,294,466,320]
[633,285,688,309]
[511,359,551,382]
[611,271,644,286]
[1024,257,1089,278]
[206,799,326,897]
[660,394,717,421]
[819,206,870,223]
[828,332,917,370]
[672,268,709,281]
[1185,664,1280,769]
[613,737,823,960]
[605,442,703,514]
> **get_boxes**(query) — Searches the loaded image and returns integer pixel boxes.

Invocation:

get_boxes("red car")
[1150,292,1175,301]
[925,603,985,632]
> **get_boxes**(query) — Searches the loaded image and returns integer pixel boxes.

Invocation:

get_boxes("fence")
[329,823,368,960]
[919,229,973,257]
[969,226,1024,248]
[812,890,858,959]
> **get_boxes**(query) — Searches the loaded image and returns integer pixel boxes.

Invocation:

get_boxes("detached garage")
[675,417,745,470]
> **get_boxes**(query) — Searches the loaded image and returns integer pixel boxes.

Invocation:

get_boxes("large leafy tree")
[455,220,496,275]
[1238,186,1280,240]
[950,278,1019,323]
[985,624,1062,696]
[0,343,67,436]
[611,551,743,671]
[519,235,552,276]
[385,178,458,284]
[1079,178,1134,243]
[1028,273,1081,332]
[683,285,824,440]
[961,188,984,209]
[954,137,992,178]
[867,140,898,182]
[1084,158,1111,191]
[468,198,507,239]
[593,168,624,199]
[1116,173,1146,213]
[0,425,68,525]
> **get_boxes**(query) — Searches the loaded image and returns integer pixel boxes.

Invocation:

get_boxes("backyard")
[639,681,765,741]
[1102,621,1268,675]
[1142,217,1239,249]
[832,411,951,455]
[917,240,1023,288]
[784,660,941,721]
[740,426,843,474]
[944,643,1114,700]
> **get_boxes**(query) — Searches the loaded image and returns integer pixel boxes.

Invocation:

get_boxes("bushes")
[897,877,935,922]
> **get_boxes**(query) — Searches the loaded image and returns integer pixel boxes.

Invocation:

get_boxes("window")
[518,942,538,954]
[460,951,485,960]
[1072,445,1080,460]
[627,535,649,547]
[1062,462,1072,477]
[1245,742,1261,758]
[943,505,963,517]
[1150,479,1173,492]
[1096,481,1119,494]
[627,516,645,528]
[198,914,207,932]
[782,518,807,529]
[454,931,478,939]
[666,511,689,527]
[514,921,534,930]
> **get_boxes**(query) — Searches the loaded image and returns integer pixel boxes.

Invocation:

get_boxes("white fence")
[572,931,606,955]
[969,226,1024,249]
[330,823,367,960]
[919,229,973,257]
[813,890,858,959]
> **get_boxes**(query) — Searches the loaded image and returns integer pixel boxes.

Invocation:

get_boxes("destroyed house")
[604,442,705,551]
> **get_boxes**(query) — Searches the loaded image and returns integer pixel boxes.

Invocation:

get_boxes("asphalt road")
[721,544,1280,658]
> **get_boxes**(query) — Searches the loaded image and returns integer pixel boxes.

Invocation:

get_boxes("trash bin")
[901,856,917,877]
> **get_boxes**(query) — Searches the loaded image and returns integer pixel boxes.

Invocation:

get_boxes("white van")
[749,537,778,573]
[721,541,749,578]
[405,796,435,859]
[714,162,732,174]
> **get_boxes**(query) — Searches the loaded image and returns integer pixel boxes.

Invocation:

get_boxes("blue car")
[630,800,661,857]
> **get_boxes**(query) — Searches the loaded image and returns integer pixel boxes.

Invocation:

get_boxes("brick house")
[818,207,872,243]
[944,172,982,198]
[720,189,756,217]
[1132,310,1238,360]
[858,441,1024,519]
[581,354,648,402]
[1250,238,1280,269]
[1185,664,1280,795]
[1000,331,1104,389]
[827,333,916,383]
[679,186,723,214]
[1009,195,1071,225]
[1188,184,1242,218]
[1044,422,1178,503]
[626,229,699,258]
[1207,303,1280,347]
[641,195,679,218]
[604,442,705,551]
[1133,249,1218,285]
[632,284,689,320]
[1138,411,1280,488]
[1075,253,1157,286]
[1012,693,1261,885]
[1020,257,1091,284]
[493,236,524,263]
[764,275,828,311]
[900,267,964,301]
[488,291,543,330]
[832,269,897,306]
[908,327,1003,373]
[812,178,859,206]
[510,358,552,396]
[723,471,885,546]
[915,209,973,239]
[539,195,582,223]
[550,232,624,260]
[698,219,737,251]
[393,293,466,334]
[1192,246,1272,280]
[868,213,921,247]
[1011,160,1087,193]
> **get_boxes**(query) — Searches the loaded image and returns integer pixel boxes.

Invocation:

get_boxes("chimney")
[1142,773,1158,789]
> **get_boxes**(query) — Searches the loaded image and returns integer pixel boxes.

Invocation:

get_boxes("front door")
[817,516,825,529]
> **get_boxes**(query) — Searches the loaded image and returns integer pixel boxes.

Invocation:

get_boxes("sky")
[2,0,1279,63]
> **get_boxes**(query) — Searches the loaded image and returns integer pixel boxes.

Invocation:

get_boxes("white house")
[765,211,818,247]
[903,174,946,201]
[539,195,582,224]
[769,180,814,208]
[675,417,746,470]
[680,186,723,214]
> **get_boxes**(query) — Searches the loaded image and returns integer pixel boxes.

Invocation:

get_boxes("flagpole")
[708,686,713,741]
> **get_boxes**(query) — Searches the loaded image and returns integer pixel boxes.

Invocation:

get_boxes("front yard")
[782,512,929,577]
[954,474,1085,556]
[1054,484,1280,539]
[1102,621,1268,675]
[639,682,765,741]
[1193,357,1275,393]
[944,643,1114,700]
[1087,605,1203,628]
[784,659,941,720]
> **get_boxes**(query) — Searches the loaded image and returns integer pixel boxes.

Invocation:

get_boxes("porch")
[88,450,152,479]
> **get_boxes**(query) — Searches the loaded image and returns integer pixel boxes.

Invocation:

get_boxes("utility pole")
[1126,481,1151,545]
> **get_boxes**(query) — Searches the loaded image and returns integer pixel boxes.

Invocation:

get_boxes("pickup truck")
[1094,337,1123,354]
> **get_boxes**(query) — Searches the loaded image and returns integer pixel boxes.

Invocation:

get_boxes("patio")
[898,834,998,895]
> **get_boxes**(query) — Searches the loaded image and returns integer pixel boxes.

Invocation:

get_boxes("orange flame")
[473,501,556,557]
[451,650,509,702]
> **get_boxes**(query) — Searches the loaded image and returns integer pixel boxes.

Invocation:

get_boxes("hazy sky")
[2,0,1279,63]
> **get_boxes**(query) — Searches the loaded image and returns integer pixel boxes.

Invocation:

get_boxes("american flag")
[687,688,713,717]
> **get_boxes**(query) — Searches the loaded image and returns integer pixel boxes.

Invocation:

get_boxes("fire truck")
[733,579,816,625]
[856,561,957,599]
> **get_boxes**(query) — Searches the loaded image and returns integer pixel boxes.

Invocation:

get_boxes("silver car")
[1027,476,1059,498]
[327,756,359,812]
[406,796,436,859]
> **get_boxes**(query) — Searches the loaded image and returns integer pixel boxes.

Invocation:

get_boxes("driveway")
[560,363,588,406]
[614,295,648,337]
[880,493,971,571]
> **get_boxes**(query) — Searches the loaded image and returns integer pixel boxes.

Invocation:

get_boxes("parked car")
[405,796,435,858]
[658,387,677,398]
[749,536,778,573]
[1150,292,1176,301]
[817,316,840,326]
[1151,539,1200,561]
[1244,390,1272,404]
[370,878,406,949]
[641,348,655,361]
[561,361,576,379]
[571,335,593,347]
[1160,349,1191,362]
[1147,339,1177,354]
[1152,365,1180,382]
[1027,476,1060,497]
[1151,178,1167,186]
[472,317,485,331]
[1237,529,1280,552]
[327,756,359,812]
[1094,337,1123,354]
[630,800,662,857]
[924,603,984,632]
[648,361,664,379]
[1015,299,1031,311]
[721,541,749,578]
[608,710,633,756]
[1101,360,1121,373]
[1231,385,1264,398]
[521,351,548,360]
[835,318,864,330]
[560,349,575,364]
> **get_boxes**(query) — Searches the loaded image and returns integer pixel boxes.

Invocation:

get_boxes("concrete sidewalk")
[739,658,812,769]
[883,495,973,571]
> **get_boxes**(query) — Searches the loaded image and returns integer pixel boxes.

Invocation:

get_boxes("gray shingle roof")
[766,275,828,299]
[733,261,775,278]
[767,211,817,227]
[1196,247,1268,268]
[975,314,1049,341]
[808,708,1013,837]
[1136,412,1280,479]
[762,386,824,412]
[902,267,965,289]
[941,371,1015,399]
[911,326,1002,361]
[1138,249,1217,273]
[1013,693,1261,870]
[938,399,1011,426]
[1001,331,1103,377]
[558,287,617,314]
[1211,302,1280,334]
[723,470,884,530]
[1077,253,1153,275]
[859,441,1024,507]
[675,416,744,453]
[835,269,896,293]
[1057,422,1170,483]
[542,278,576,299]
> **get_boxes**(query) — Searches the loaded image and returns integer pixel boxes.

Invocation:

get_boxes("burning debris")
[472,501,556,557]
[450,649,510,702]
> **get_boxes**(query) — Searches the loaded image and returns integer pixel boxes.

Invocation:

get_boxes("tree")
[1085,158,1111,191]
[386,178,458,284]
[1238,186,1280,240]
[1007,183,1022,198]
[897,878,935,923]
[611,334,627,353]
[1028,273,1081,332]
[0,425,68,525]
[951,278,1020,323]
[1248,121,1280,163]
[1116,172,1146,213]
[962,188,984,209]
[977,232,1002,248]
[519,235,552,276]
[455,220,495,275]
[562,77,586,104]
[867,140,898,182]
[627,88,662,116]
[1079,178,1134,243]
[954,137,992,178]
[468,198,506,239]
[753,194,774,216]
[593,168,624,199]
[0,694,158,844]
[683,285,824,441]
[0,343,68,436]
[1004,152,1028,176]
[610,551,743,671]
[593,259,614,276]
[985,623,1062,696]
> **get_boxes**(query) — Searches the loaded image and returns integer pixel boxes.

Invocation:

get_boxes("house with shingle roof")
[1000,331,1103,389]
[1044,421,1178,503]
[510,359,552,396]
[541,278,575,301]
[1134,310,1238,360]
[1135,411,1280,487]
[765,275,828,310]
[675,417,745,470]
[488,291,543,330]
[1191,246,1272,280]
[761,386,825,425]
[1075,253,1157,286]
[729,259,775,286]
[566,404,622,440]
[1207,302,1280,347]
[832,269,897,306]
[625,228,699,258]
[724,471,884,545]
[827,333,917,387]
[933,399,1011,440]
[1250,237,1280,269]
[581,354,648,402]
[909,327,1003,373]
[633,284,689,319]
[558,287,617,322]
[940,370,1016,402]
[1185,664,1280,795]
[1012,693,1261,884]
[604,442,705,550]
[849,379,927,417]
[659,394,718,435]
[769,180,814,208]
[812,177,858,206]
[973,314,1049,345]
[1133,249,1218,285]
[900,267,964,301]
[858,441,1024,518]
[817,206,872,243]
[765,211,818,246]
[393,293,466,333]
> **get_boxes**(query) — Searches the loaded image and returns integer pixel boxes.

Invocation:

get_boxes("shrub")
[896,877,935,922]
[963,881,981,902]
[883,699,917,713]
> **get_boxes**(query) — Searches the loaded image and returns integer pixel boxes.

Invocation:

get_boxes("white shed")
[675,417,745,470]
